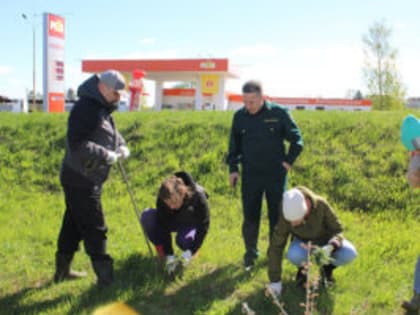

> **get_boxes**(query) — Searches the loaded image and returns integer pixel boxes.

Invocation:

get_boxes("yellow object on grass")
[92,302,141,315]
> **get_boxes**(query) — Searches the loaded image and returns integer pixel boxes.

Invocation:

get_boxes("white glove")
[117,145,130,159]
[165,255,178,275]
[106,150,119,165]
[322,244,334,257]
[181,250,192,266]
[267,281,282,297]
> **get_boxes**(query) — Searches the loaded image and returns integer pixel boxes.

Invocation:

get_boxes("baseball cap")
[282,188,308,221]
[98,70,126,91]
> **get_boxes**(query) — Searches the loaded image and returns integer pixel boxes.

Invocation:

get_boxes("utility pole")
[21,13,37,111]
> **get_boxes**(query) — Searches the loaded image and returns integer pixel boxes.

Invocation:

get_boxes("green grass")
[0,110,419,315]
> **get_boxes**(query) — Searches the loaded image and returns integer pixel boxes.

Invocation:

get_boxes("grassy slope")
[0,110,419,315]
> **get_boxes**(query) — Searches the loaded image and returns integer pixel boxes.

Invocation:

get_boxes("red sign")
[48,14,65,39]
[48,93,65,112]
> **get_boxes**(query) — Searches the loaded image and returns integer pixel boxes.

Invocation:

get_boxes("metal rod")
[117,160,154,257]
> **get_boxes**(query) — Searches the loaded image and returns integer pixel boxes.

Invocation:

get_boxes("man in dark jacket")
[226,80,303,269]
[54,70,130,286]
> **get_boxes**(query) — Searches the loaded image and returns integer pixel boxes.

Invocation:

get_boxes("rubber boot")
[321,264,336,286]
[295,267,307,287]
[53,253,87,283]
[92,259,114,287]
[402,291,420,311]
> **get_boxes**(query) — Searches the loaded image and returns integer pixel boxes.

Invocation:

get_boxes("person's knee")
[84,229,107,257]
[176,234,194,251]
[140,208,156,231]
[287,247,307,266]
[334,244,358,266]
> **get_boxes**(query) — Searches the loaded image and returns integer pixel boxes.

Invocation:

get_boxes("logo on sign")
[200,61,216,69]
[48,14,64,38]
[50,20,63,33]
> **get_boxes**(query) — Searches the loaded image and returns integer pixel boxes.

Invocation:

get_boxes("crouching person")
[401,115,420,310]
[141,171,210,275]
[267,186,357,296]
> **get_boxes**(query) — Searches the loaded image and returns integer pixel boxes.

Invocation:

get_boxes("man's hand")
[180,250,192,266]
[266,281,282,297]
[322,244,335,257]
[106,150,120,165]
[282,161,291,171]
[165,255,179,275]
[117,145,130,159]
[229,172,239,188]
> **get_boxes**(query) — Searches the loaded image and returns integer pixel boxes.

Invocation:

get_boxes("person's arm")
[115,129,127,147]
[320,199,344,248]
[282,110,303,166]
[226,114,242,174]
[67,103,109,161]
[267,217,290,282]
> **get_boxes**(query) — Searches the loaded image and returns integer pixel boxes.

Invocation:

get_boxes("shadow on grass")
[0,255,336,315]
[67,253,253,315]
[225,279,335,315]
[0,281,69,315]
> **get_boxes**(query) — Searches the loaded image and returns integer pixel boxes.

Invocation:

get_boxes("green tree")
[362,19,406,110]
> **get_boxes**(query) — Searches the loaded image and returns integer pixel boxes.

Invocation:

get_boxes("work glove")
[105,150,120,165]
[117,145,130,159]
[321,244,335,257]
[165,255,179,275]
[180,250,192,267]
[266,281,282,297]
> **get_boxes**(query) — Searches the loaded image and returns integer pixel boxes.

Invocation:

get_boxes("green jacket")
[267,186,344,282]
[227,101,303,180]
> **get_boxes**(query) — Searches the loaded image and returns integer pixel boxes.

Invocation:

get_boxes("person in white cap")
[266,186,357,296]
[54,69,130,287]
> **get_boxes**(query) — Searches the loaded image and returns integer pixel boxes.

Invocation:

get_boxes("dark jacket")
[267,186,344,282]
[60,75,126,187]
[156,171,210,255]
[227,101,303,180]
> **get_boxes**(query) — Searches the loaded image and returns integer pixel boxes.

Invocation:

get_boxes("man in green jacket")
[267,187,357,296]
[226,81,303,269]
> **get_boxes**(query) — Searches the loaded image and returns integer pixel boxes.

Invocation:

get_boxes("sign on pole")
[43,13,65,112]
[200,74,219,94]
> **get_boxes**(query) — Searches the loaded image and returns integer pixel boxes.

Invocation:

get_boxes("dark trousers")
[141,208,198,255]
[241,177,287,262]
[57,184,112,262]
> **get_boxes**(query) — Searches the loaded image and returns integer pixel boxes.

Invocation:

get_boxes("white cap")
[282,188,308,221]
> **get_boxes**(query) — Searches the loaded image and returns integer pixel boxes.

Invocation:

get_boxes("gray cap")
[98,70,126,91]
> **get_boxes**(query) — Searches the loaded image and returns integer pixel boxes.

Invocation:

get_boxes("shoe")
[321,264,336,287]
[53,253,87,283]
[295,267,307,287]
[402,291,420,311]
[244,257,255,271]
[244,251,258,271]
[91,259,114,287]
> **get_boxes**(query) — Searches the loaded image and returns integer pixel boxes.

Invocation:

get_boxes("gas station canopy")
[82,58,237,110]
